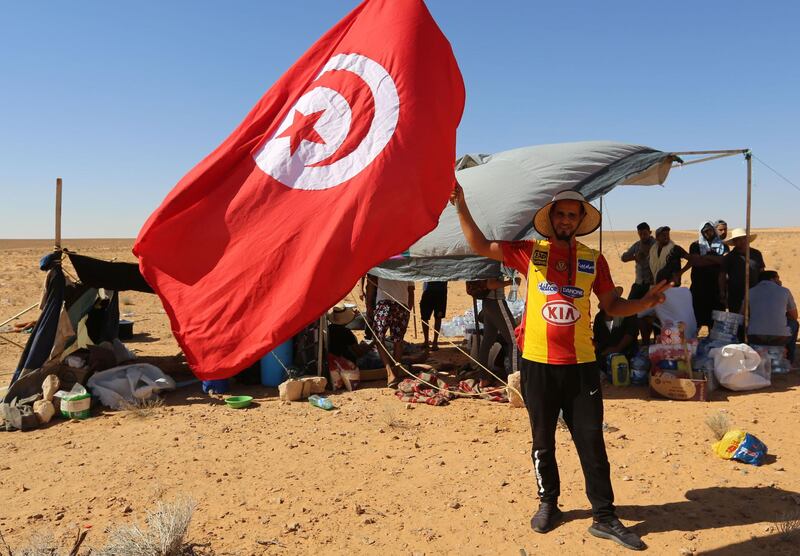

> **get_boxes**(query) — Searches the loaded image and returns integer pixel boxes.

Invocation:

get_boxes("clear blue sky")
[1,0,798,239]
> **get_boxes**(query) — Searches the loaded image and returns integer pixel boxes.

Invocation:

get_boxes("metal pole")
[671,152,742,167]
[599,197,603,255]
[55,177,62,251]
[744,151,752,341]
[670,149,749,156]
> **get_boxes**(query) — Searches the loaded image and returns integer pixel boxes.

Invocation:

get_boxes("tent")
[369,140,757,335]
[371,141,678,281]
[2,251,152,407]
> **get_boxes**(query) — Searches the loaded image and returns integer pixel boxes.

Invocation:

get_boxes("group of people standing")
[618,219,797,361]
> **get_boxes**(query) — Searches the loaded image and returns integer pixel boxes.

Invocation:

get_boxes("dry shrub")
[121,296,135,306]
[98,496,197,556]
[705,411,731,440]
[381,404,405,429]
[6,530,58,555]
[0,528,88,556]
[775,509,800,541]
[119,397,164,419]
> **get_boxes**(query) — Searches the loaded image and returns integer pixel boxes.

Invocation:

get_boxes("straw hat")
[327,305,356,326]
[533,190,601,238]
[724,227,757,245]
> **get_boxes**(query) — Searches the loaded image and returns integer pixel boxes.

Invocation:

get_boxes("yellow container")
[607,353,630,386]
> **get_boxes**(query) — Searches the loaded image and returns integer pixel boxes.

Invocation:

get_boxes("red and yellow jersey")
[502,239,615,365]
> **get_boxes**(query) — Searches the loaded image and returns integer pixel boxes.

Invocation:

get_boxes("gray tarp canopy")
[371,141,677,281]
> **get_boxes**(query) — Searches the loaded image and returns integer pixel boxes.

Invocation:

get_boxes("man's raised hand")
[450,182,464,208]
[641,280,672,308]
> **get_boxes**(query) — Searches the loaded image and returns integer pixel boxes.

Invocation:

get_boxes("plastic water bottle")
[308,395,334,410]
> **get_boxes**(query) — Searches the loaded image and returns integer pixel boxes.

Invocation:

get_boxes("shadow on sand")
[558,486,800,553]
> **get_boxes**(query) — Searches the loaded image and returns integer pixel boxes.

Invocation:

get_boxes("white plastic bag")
[87,363,176,409]
[710,344,770,391]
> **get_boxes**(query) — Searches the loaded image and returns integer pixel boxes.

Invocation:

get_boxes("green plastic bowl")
[225,395,253,409]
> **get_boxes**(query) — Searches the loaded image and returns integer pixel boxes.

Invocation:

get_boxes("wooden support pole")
[744,151,752,340]
[55,177,62,251]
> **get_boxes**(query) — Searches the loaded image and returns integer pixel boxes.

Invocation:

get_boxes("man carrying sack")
[451,185,669,551]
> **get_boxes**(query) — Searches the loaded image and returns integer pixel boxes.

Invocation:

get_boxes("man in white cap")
[719,228,765,315]
[451,185,669,551]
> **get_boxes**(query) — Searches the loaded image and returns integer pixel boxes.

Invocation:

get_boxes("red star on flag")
[277,109,327,155]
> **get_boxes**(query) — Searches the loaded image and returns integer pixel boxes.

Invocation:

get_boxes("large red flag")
[133,0,464,379]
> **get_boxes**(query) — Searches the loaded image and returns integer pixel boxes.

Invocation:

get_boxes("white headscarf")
[698,221,726,255]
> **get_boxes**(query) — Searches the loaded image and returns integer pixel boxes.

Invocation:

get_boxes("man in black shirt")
[327,306,361,364]
[689,222,728,329]
[719,228,765,314]
[593,287,639,370]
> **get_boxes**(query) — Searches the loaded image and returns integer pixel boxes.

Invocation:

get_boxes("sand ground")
[1,231,799,555]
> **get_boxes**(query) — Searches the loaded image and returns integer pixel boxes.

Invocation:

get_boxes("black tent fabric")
[67,252,153,293]
[5,255,125,402]
[11,266,65,385]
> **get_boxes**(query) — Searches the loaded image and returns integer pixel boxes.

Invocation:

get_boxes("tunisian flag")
[133,0,464,379]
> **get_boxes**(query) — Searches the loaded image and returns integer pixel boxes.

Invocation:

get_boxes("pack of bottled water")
[440,307,479,337]
[710,310,744,343]
[752,345,791,374]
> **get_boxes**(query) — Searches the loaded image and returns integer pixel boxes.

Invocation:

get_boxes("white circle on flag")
[254,53,400,190]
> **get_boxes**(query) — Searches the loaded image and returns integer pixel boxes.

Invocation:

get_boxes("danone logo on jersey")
[542,300,581,326]
[537,281,559,295]
[560,285,584,299]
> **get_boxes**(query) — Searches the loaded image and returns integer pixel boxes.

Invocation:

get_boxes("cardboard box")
[649,373,708,401]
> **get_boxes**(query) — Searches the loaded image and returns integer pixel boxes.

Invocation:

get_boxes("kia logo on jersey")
[542,300,581,326]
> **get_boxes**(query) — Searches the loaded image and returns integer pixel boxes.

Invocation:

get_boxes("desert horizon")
[1,230,799,553]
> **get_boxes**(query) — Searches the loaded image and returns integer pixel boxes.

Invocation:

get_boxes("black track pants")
[520,359,615,521]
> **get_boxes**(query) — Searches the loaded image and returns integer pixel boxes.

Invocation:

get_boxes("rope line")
[264,296,507,399]
[0,334,25,350]
[752,154,800,194]
[599,198,622,260]
[353,281,524,400]
[363,281,509,382]
[347,291,514,399]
